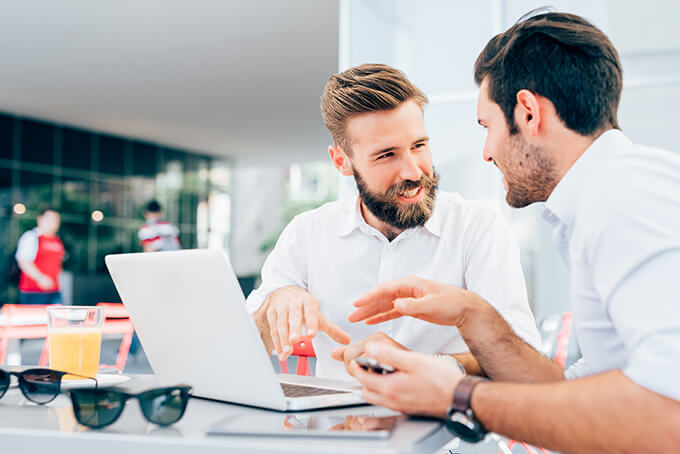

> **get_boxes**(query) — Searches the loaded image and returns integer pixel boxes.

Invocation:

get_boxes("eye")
[376,152,393,160]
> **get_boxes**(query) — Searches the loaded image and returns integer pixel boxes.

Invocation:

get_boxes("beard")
[353,168,440,230]
[501,133,559,208]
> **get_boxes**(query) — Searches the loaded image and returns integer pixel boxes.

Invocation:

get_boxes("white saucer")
[61,373,130,390]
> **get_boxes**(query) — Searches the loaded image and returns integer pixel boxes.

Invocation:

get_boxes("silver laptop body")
[105,249,364,411]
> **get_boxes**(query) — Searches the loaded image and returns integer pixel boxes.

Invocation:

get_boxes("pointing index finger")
[319,313,351,345]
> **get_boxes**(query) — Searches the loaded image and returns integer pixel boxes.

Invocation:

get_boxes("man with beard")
[342,11,680,453]
[247,63,540,380]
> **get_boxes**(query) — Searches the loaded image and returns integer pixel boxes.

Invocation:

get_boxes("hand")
[347,275,483,326]
[331,332,406,375]
[36,274,55,290]
[265,286,351,361]
[347,342,464,419]
[329,415,399,432]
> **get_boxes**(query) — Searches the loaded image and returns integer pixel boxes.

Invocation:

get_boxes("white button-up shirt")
[247,191,541,380]
[545,129,680,402]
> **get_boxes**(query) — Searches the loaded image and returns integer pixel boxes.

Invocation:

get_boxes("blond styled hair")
[320,63,428,154]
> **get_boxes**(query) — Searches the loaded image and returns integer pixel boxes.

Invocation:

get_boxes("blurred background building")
[1,0,678,326]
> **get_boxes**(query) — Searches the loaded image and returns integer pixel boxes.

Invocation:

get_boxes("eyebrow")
[370,136,430,158]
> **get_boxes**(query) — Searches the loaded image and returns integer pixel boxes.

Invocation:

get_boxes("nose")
[482,143,494,163]
[398,152,423,182]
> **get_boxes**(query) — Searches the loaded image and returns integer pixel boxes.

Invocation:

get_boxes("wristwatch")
[433,353,466,375]
[445,376,488,443]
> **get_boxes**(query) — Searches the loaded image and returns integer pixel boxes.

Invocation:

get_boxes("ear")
[328,145,353,176]
[515,89,541,137]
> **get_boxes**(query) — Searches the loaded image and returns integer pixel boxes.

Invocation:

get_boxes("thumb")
[394,297,422,315]
[364,342,417,372]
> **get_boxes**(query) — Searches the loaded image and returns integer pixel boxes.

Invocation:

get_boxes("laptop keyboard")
[280,383,350,398]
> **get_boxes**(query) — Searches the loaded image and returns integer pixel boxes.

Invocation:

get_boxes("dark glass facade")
[0,112,227,304]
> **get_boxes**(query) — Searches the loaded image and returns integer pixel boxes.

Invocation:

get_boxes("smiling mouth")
[398,186,421,199]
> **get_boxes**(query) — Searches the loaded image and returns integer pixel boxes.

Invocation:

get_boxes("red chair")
[97,302,136,372]
[279,336,315,376]
[0,304,52,366]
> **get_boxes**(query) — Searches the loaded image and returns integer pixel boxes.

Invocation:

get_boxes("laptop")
[105,249,365,411]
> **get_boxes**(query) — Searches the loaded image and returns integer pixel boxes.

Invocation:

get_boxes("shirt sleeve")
[565,357,594,380]
[245,215,309,314]
[461,204,542,351]
[15,230,39,262]
[582,167,680,402]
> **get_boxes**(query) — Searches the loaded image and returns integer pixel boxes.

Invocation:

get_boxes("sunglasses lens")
[138,388,189,426]
[0,370,9,398]
[19,369,61,404]
[70,390,126,428]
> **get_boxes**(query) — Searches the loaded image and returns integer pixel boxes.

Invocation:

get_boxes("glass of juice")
[47,306,103,380]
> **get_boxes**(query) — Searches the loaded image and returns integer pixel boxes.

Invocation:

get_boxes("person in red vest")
[16,208,65,305]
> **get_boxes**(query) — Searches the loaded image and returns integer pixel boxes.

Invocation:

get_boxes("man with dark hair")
[247,63,540,381]
[16,208,64,305]
[138,200,180,252]
[344,11,680,452]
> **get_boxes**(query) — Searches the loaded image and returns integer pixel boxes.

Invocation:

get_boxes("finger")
[361,387,393,410]
[394,297,427,316]
[352,277,424,308]
[275,308,292,360]
[347,302,396,323]
[363,309,403,325]
[319,314,351,345]
[267,310,282,356]
[331,346,347,361]
[288,307,303,344]
[347,359,387,390]
[302,298,319,338]
[364,342,421,372]
[341,340,367,374]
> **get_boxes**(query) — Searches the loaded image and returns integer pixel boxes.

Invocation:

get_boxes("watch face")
[446,412,486,443]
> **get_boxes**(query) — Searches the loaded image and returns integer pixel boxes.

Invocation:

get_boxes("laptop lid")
[105,249,290,410]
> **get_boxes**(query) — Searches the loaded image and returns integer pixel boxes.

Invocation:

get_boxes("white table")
[0,373,466,453]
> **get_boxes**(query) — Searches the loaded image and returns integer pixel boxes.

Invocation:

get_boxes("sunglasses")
[0,368,97,405]
[69,385,192,429]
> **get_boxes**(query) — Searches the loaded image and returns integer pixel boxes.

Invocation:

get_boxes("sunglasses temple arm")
[59,371,99,389]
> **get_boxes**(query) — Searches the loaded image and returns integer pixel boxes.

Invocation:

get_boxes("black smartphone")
[355,356,395,374]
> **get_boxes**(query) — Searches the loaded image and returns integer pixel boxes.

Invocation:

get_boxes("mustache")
[385,172,440,198]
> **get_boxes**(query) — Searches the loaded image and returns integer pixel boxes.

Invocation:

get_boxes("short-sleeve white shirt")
[247,191,541,380]
[544,130,680,402]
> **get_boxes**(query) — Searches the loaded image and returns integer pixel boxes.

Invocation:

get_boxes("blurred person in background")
[16,208,64,305]
[247,63,541,380]
[343,10,680,452]
[138,200,180,252]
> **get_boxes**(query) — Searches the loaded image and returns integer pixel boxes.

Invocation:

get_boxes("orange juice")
[48,327,102,379]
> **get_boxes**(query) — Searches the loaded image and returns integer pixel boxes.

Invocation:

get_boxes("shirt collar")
[337,195,442,238]
[544,129,631,227]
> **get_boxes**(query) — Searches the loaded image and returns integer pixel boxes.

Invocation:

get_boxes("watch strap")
[452,376,486,413]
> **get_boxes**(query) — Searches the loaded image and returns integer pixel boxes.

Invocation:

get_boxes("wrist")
[457,291,489,333]
[445,376,489,442]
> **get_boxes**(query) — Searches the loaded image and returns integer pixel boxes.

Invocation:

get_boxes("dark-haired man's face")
[477,80,558,208]
[343,100,439,231]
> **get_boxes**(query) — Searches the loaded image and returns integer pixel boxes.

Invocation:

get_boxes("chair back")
[279,336,315,376]
[97,302,136,372]
[0,304,55,365]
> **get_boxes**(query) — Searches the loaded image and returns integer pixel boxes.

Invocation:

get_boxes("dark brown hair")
[320,63,428,153]
[474,10,622,136]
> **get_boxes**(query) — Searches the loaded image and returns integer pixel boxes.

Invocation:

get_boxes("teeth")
[400,187,419,198]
